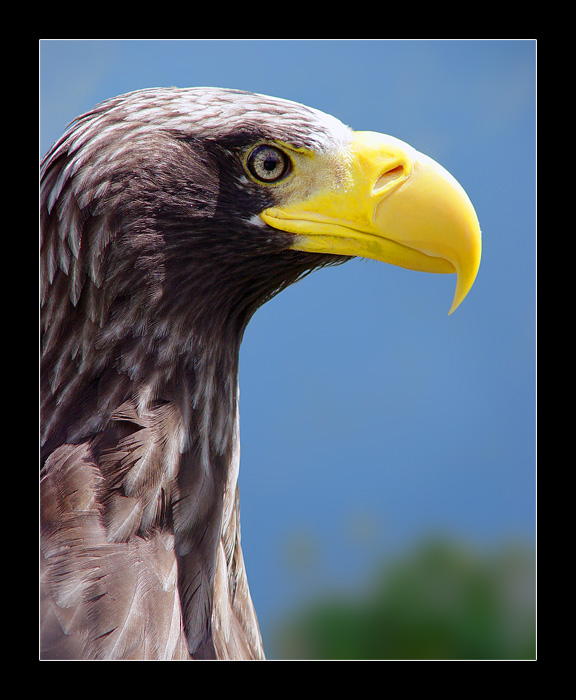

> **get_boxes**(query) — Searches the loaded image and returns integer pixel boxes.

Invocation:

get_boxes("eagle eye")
[246,145,291,183]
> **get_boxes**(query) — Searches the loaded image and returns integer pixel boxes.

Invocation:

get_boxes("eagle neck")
[152,332,248,658]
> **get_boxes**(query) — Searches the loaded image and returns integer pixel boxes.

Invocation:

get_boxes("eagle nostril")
[373,165,406,194]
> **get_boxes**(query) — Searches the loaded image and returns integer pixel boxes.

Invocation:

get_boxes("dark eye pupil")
[263,156,278,171]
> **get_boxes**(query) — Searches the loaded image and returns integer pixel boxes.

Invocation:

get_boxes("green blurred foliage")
[273,537,535,660]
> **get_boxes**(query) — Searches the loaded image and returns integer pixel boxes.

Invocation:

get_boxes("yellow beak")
[261,131,481,314]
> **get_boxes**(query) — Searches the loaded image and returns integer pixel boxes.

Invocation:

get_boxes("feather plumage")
[41,87,351,659]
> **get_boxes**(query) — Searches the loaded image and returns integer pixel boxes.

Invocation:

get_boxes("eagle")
[40,87,481,660]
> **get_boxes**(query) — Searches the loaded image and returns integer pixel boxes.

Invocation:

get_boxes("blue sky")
[40,40,536,648]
